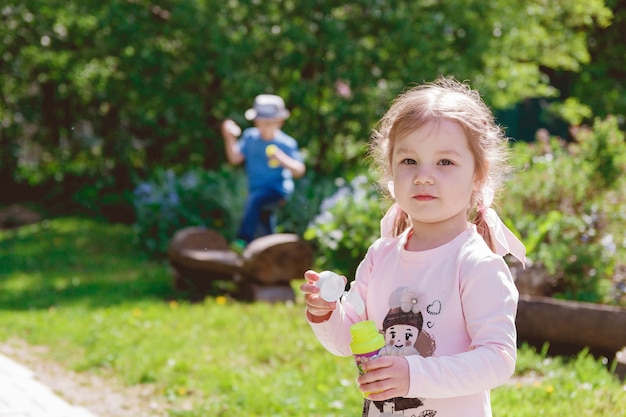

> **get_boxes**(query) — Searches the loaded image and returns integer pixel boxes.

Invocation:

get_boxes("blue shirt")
[238,127,303,196]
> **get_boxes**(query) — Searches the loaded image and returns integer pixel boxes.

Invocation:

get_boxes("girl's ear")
[387,180,395,198]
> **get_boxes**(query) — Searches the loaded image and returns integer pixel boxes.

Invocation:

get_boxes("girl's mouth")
[414,194,435,201]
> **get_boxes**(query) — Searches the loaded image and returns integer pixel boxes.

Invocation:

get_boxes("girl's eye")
[402,158,416,165]
[439,159,454,166]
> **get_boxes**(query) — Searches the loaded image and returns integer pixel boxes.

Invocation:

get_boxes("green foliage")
[570,0,626,120]
[503,116,626,303]
[278,171,342,237]
[132,167,245,256]
[1,0,624,304]
[548,97,593,126]
[304,175,389,278]
[130,167,340,257]
[1,219,625,417]
[0,0,616,210]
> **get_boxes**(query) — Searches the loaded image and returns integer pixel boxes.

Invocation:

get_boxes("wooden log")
[168,227,243,290]
[172,249,242,277]
[168,227,241,272]
[241,233,313,285]
[168,226,230,252]
[516,294,626,356]
[167,228,313,301]
[236,282,296,303]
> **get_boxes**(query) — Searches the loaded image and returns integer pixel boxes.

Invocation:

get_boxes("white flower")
[399,289,421,314]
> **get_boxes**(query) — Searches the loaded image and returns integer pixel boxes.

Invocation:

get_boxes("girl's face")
[391,119,479,241]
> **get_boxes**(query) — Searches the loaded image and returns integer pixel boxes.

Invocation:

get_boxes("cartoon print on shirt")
[362,287,437,417]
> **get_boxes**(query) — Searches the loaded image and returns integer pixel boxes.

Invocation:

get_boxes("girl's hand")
[357,355,411,400]
[300,270,343,323]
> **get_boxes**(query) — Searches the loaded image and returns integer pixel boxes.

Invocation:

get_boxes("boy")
[221,94,306,250]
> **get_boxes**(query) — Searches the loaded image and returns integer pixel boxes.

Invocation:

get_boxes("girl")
[301,77,525,417]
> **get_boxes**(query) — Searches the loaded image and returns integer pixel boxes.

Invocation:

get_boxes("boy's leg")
[237,188,283,243]
[258,202,281,237]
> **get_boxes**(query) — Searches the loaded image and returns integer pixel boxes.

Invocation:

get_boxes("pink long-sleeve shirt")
[308,226,519,417]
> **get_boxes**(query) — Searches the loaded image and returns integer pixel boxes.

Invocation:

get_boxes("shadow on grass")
[0,273,180,310]
[0,217,191,310]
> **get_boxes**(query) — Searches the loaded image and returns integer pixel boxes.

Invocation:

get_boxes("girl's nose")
[413,166,434,185]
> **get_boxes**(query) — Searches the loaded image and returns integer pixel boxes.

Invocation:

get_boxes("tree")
[571,0,625,120]
[0,0,613,213]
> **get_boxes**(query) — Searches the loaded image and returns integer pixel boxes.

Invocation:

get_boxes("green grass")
[1,218,625,416]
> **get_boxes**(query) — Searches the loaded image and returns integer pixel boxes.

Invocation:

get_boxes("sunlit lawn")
[0,218,624,416]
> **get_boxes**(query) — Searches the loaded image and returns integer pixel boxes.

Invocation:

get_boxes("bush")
[304,174,389,279]
[131,167,340,258]
[503,116,626,304]
[278,172,342,237]
[132,167,245,257]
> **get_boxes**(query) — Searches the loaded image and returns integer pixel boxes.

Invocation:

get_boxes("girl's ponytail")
[474,206,495,252]
[393,210,411,237]
[472,201,527,267]
[380,203,411,238]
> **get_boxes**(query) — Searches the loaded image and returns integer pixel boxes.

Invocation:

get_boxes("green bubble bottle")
[350,320,386,396]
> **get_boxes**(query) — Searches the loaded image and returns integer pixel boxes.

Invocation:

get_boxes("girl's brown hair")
[369,76,511,251]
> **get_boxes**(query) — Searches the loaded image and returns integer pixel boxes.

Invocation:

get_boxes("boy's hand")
[265,144,281,167]
[221,119,241,137]
[300,270,343,323]
[357,355,411,400]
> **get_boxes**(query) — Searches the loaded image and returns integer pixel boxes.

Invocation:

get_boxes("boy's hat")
[245,94,290,121]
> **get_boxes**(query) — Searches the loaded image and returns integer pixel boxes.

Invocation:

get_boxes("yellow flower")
[169,300,179,309]
[216,296,227,305]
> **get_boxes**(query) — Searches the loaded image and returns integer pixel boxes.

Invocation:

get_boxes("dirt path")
[0,339,170,417]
